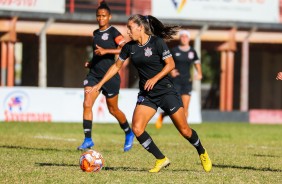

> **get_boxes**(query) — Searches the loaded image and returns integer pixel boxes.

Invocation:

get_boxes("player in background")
[276,72,282,80]
[77,1,134,152]
[90,14,212,173]
[155,30,202,129]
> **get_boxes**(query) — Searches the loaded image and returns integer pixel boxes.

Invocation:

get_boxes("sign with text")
[0,0,65,14]
[152,0,280,23]
[0,87,202,124]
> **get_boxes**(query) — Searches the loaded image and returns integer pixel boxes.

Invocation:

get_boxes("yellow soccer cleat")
[155,114,163,129]
[149,157,170,173]
[199,149,212,172]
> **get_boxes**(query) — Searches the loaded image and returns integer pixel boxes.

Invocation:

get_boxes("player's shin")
[83,119,92,138]
[186,129,205,155]
[136,131,165,159]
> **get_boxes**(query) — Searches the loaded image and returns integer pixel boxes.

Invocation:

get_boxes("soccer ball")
[79,150,105,172]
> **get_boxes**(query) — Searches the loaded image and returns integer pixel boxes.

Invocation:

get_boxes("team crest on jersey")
[188,51,194,59]
[101,33,109,40]
[144,47,152,57]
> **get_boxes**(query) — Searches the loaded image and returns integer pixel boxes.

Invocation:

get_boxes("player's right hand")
[276,72,282,80]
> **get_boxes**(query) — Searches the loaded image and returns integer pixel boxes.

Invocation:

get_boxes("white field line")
[34,135,77,142]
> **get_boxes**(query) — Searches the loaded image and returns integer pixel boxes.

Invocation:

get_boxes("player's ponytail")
[97,0,111,14]
[128,14,179,40]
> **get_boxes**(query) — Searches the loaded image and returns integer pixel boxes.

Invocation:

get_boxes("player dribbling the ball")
[90,14,212,173]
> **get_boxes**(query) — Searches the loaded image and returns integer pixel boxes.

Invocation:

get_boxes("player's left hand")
[95,45,107,56]
[85,84,102,94]
[144,78,158,91]
[194,74,203,80]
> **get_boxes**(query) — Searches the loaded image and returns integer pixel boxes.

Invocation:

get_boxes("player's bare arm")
[194,63,202,80]
[95,42,126,56]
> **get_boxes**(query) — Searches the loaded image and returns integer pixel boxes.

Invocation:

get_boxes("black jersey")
[171,46,199,81]
[119,36,174,97]
[90,26,125,77]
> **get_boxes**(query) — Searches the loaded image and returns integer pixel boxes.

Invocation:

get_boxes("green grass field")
[0,122,281,184]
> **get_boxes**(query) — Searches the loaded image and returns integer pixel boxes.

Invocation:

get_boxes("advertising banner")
[250,109,282,124]
[0,87,202,123]
[0,0,65,14]
[152,0,280,23]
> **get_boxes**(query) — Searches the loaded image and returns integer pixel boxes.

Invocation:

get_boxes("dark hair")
[128,14,179,40]
[96,0,111,14]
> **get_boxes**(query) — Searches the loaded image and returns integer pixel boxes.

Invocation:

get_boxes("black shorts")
[83,74,120,98]
[137,91,183,115]
[173,80,192,96]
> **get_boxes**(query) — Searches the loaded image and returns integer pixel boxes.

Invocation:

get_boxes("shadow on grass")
[35,163,148,171]
[213,164,282,172]
[104,167,148,172]
[253,154,280,158]
[0,145,76,152]
[36,162,78,167]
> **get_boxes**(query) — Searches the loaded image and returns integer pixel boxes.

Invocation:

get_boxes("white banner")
[152,0,280,23]
[0,87,202,123]
[0,0,65,14]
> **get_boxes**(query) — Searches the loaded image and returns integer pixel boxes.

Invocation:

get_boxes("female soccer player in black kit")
[77,1,134,152]
[90,14,212,173]
[155,30,202,129]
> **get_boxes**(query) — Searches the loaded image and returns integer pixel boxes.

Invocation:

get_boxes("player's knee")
[132,124,144,137]
[108,106,119,116]
[180,127,192,138]
[83,100,92,110]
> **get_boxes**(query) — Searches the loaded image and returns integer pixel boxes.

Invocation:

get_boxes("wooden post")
[240,39,249,111]
[38,18,54,88]
[7,42,15,86]
[1,42,7,86]
[226,51,234,111]
[240,27,256,111]
[220,51,227,111]
[217,27,237,111]
[0,17,17,87]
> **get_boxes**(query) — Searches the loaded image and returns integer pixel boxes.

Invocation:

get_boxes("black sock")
[186,129,205,155]
[119,120,132,134]
[136,131,165,159]
[83,119,92,138]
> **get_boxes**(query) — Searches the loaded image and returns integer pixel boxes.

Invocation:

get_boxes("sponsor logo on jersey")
[144,47,152,57]
[188,51,194,59]
[101,33,109,41]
